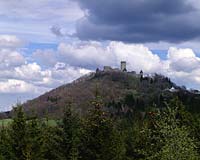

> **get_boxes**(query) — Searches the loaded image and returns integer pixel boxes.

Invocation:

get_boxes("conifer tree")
[10,105,27,160]
[0,126,14,160]
[25,115,44,160]
[59,104,81,160]
[40,118,61,160]
[80,96,125,160]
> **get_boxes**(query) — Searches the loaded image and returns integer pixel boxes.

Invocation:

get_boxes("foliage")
[140,98,199,160]
[10,106,28,160]
[0,97,200,159]
[58,104,81,160]
[80,96,126,160]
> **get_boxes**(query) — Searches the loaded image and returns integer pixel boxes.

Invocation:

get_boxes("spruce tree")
[40,118,61,160]
[10,105,27,160]
[59,104,81,160]
[0,126,14,160]
[25,115,44,160]
[80,96,125,160]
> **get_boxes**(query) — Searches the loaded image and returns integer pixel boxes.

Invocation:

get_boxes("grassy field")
[0,119,13,127]
[0,119,58,127]
[44,119,58,126]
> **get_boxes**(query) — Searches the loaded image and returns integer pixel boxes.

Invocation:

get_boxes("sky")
[0,0,200,111]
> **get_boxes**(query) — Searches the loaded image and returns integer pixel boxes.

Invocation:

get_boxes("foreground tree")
[9,106,45,160]
[10,106,28,160]
[80,96,126,160]
[59,104,81,160]
[141,98,199,160]
[25,115,44,160]
[0,126,14,160]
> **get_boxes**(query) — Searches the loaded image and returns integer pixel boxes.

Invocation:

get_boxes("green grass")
[0,118,58,127]
[43,119,58,127]
[0,119,13,127]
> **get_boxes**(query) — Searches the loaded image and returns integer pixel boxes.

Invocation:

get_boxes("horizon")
[0,0,200,111]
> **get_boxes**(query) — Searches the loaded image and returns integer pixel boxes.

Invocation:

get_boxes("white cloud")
[0,35,91,95]
[0,79,47,94]
[0,0,84,43]
[0,35,23,48]
[167,47,200,72]
[14,63,51,83]
[54,41,200,89]
[164,47,200,88]
[0,34,200,111]
[0,0,83,22]
[51,62,91,85]
[32,49,57,67]
[0,35,91,111]
[0,35,26,72]
[54,62,66,70]
[109,42,162,72]
[1,62,91,89]
[58,41,115,67]
[0,49,25,69]
[57,41,162,72]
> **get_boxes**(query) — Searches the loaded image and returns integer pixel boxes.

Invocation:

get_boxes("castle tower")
[140,70,143,78]
[121,61,127,72]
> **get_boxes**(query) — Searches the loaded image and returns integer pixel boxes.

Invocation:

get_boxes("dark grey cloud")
[50,25,76,38]
[74,0,200,43]
[50,25,65,37]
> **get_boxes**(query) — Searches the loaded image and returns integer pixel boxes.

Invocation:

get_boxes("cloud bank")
[74,0,200,43]
[0,35,91,110]
[0,34,200,110]
[33,40,200,90]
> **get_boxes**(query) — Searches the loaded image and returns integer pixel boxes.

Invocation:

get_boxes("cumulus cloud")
[0,61,91,93]
[0,79,48,94]
[1,38,196,91]
[167,47,200,72]
[74,0,200,43]
[57,41,115,68]
[14,62,91,88]
[0,35,91,94]
[56,41,162,72]
[0,35,92,111]
[0,59,91,111]
[51,62,91,85]
[0,34,200,110]
[0,35,24,48]
[14,63,51,83]
[0,49,25,69]
[164,47,200,88]
[32,49,58,67]
[41,41,200,89]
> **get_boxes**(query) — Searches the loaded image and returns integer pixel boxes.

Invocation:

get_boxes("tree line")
[0,97,200,160]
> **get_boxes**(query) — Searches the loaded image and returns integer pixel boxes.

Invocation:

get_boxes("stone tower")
[140,70,143,78]
[121,61,127,72]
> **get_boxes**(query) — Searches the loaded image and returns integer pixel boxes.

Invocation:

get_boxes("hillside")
[1,69,200,118]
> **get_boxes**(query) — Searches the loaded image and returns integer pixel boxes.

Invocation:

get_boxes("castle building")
[103,61,127,72]
[103,66,113,72]
[121,61,127,72]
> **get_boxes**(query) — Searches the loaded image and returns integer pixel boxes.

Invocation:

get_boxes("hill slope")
[2,70,200,118]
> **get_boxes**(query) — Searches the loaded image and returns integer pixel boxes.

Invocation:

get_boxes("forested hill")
[1,70,200,118]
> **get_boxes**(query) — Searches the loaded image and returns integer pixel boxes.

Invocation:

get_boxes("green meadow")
[0,119,57,127]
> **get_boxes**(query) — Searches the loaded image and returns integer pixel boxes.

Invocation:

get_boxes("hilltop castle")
[102,61,140,74]
[96,61,145,79]
[103,61,128,72]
